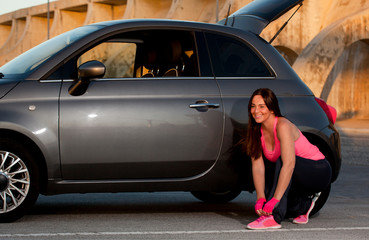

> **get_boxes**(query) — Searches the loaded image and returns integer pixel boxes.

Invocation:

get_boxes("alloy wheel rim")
[0,172,9,192]
[0,151,30,214]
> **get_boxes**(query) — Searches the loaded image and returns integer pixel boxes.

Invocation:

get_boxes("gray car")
[0,0,340,222]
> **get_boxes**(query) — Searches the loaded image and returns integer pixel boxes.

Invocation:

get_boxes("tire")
[311,184,331,216]
[303,136,333,216]
[0,138,40,223]
[191,189,241,204]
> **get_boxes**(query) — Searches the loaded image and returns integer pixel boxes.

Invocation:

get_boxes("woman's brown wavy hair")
[243,88,283,159]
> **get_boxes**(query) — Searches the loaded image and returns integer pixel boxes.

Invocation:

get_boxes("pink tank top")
[261,117,325,162]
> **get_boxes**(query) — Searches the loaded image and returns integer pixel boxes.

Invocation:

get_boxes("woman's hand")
[255,198,266,216]
[263,197,280,215]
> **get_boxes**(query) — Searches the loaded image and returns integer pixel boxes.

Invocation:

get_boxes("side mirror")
[78,60,106,79]
[69,60,106,96]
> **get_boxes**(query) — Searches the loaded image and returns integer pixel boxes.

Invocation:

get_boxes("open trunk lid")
[218,0,303,35]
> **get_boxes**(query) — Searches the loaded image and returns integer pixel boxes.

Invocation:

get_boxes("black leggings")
[263,156,332,223]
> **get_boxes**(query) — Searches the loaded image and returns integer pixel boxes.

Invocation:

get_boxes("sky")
[0,0,57,15]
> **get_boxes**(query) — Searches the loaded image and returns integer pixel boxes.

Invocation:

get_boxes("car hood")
[218,0,303,35]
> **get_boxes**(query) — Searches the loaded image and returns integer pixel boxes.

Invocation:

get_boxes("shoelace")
[256,215,269,222]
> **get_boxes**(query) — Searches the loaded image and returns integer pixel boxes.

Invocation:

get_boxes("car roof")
[89,0,303,36]
[88,18,239,38]
[90,18,217,31]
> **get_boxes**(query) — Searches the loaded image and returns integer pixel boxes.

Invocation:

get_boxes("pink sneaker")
[247,215,281,230]
[293,192,321,224]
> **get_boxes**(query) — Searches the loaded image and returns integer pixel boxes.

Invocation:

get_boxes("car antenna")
[224,4,231,26]
[269,2,303,44]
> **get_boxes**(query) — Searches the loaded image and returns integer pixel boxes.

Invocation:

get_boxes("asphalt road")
[0,125,368,240]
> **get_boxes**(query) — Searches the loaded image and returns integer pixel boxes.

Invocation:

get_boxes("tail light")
[315,97,337,124]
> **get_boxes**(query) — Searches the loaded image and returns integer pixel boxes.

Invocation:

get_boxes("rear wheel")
[0,138,40,222]
[311,184,331,216]
[191,189,241,203]
[304,135,335,216]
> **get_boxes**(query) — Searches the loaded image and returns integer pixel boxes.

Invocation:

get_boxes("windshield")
[0,25,103,79]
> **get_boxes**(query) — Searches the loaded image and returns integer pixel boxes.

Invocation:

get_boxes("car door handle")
[189,100,220,112]
[189,103,220,108]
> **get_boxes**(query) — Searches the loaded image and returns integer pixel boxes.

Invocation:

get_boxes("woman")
[245,88,332,230]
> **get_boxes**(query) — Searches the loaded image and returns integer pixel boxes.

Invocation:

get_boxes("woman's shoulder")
[276,117,299,138]
[276,117,293,128]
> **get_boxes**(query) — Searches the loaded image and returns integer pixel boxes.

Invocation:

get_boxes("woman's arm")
[251,155,266,200]
[252,155,267,215]
[273,119,297,200]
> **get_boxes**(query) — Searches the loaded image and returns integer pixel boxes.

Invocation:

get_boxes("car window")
[75,30,200,79]
[78,41,137,78]
[136,30,200,78]
[205,32,272,78]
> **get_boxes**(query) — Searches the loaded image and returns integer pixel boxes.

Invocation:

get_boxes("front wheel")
[0,139,40,223]
[191,189,241,204]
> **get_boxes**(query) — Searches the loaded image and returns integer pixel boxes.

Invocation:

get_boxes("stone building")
[0,0,368,120]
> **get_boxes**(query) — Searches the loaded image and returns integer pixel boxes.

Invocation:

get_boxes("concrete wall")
[1,0,368,120]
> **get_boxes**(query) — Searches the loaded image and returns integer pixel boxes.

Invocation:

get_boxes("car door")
[58,29,224,180]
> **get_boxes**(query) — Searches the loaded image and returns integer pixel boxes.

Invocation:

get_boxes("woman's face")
[250,95,274,124]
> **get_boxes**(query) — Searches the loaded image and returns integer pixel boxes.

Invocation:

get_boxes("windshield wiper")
[0,72,4,79]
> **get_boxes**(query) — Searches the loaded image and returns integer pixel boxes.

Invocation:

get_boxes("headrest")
[143,45,157,69]
[165,40,182,63]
